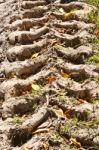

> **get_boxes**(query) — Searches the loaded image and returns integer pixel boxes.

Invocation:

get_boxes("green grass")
[49,132,63,143]
[87,0,99,29]
[87,0,99,8]
[32,103,38,110]
[13,114,22,124]
[86,0,99,65]
[87,52,99,64]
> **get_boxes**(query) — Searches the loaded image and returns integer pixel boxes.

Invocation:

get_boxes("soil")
[0,0,99,150]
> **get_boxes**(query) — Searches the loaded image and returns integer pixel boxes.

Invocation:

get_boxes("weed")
[78,119,99,129]
[59,96,67,104]
[72,113,79,124]
[31,83,42,95]
[93,99,99,104]
[88,0,99,34]
[89,36,99,45]
[63,123,71,133]
[88,10,98,23]
[95,76,99,83]
[13,114,22,124]
[86,52,99,64]
[32,89,42,94]
[32,103,38,110]
[50,132,63,143]
[87,0,99,8]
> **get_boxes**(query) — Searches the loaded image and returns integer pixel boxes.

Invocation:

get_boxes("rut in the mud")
[0,0,99,150]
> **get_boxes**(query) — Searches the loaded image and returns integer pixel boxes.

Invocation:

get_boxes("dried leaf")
[42,142,49,150]
[59,8,65,14]
[70,137,81,148]
[64,12,74,20]
[31,53,39,59]
[31,83,40,91]
[24,147,32,150]
[61,70,70,78]
[65,109,72,117]
[47,75,56,84]
[49,15,56,21]
[95,29,99,36]
[52,108,65,118]
[58,28,65,33]
[51,39,61,47]
[78,99,85,104]
[32,128,49,135]
[63,73,70,78]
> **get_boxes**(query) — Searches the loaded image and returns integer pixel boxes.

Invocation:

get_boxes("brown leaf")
[70,137,82,148]
[47,75,56,84]
[78,99,85,104]
[50,39,61,47]
[64,109,72,118]
[42,142,49,150]
[58,28,65,33]
[95,29,99,36]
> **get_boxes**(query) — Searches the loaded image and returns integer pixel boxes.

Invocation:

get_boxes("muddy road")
[0,0,99,150]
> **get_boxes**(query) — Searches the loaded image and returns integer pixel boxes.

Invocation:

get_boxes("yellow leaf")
[31,83,40,91]
[31,53,39,59]
[70,137,81,148]
[64,12,74,20]
[63,73,70,78]
[51,108,65,118]
[61,70,70,78]
[59,8,65,14]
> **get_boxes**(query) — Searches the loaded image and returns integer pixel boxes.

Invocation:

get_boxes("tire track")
[0,0,99,149]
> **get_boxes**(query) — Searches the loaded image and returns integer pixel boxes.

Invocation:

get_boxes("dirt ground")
[0,0,99,150]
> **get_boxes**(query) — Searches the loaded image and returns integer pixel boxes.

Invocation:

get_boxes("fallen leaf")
[62,73,70,78]
[23,147,32,150]
[47,75,56,84]
[51,108,65,118]
[64,109,72,117]
[78,99,85,104]
[58,28,65,33]
[95,29,99,36]
[42,142,49,150]
[64,12,74,20]
[61,70,70,78]
[49,15,56,21]
[59,8,65,14]
[31,53,39,59]
[31,83,40,91]
[51,39,61,47]
[70,137,81,148]
[32,128,49,135]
